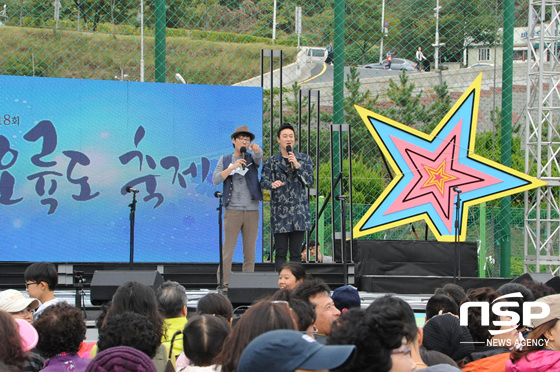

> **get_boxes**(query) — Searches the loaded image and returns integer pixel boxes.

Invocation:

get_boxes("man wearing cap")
[212,125,263,291]
[0,289,40,324]
[237,329,356,372]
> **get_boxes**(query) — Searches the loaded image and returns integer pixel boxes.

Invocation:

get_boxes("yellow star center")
[423,160,457,195]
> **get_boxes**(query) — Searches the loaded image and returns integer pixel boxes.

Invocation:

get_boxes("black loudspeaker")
[228,272,279,305]
[511,273,560,293]
[90,270,164,305]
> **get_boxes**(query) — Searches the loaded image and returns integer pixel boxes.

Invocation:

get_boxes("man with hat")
[237,329,356,372]
[212,125,263,291]
[0,289,40,324]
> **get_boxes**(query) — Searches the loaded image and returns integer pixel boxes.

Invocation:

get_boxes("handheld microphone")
[453,186,462,194]
[240,146,247,170]
[126,186,139,193]
[214,191,223,198]
[286,145,293,170]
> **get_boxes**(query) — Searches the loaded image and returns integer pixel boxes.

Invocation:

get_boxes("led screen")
[0,75,263,262]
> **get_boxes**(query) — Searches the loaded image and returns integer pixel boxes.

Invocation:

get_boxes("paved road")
[303,63,420,84]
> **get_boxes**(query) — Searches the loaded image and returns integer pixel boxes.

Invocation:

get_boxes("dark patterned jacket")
[261,151,314,233]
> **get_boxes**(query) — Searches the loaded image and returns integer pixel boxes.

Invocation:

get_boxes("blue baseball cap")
[237,330,356,372]
[332,285,361,312]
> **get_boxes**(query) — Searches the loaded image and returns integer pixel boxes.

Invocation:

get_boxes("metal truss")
[524,1,560,274]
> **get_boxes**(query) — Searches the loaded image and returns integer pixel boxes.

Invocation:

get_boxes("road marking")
[298,63,328,85]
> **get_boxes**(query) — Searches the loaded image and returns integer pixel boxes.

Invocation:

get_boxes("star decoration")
[424,160,457,195]
[353,74,547,242]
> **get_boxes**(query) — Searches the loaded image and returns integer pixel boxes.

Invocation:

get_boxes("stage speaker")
[228,272,279,305]
[511,273,560,293]
[90,270,164,305]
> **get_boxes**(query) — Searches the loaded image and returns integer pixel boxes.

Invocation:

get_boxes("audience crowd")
[2,261,560,372]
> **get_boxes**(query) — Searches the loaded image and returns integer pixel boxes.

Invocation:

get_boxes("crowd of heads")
[4,262,560,372]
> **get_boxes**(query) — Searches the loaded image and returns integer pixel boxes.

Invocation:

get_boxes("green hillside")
[0,26,298,85]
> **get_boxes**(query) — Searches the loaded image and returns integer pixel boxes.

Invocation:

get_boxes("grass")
[0,25,298,85]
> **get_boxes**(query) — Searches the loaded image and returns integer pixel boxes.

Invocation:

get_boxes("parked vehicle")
[363,58,418,71]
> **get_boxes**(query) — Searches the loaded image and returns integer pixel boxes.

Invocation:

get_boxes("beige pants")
[217,209,259,287]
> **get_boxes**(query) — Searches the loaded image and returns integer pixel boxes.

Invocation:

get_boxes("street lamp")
[379,0,387,64]
[175,73,186,84]
[140,0,145,82]
[272,0,277,40]
[114,67,129,81]
[432,0,445,70]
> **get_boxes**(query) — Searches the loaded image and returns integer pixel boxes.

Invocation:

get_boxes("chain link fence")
[1,0,531,277]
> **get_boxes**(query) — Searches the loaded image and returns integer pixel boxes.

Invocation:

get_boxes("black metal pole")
[453,187,462,282]
[128,191,137,270]
[336,194,349,285]
[215,191,225,293]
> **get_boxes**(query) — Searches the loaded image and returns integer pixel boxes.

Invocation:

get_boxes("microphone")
[286,145,293,170]
[453,186,462,194]
[126,186,139,193]
[335,194,349,201]
[214,191,223,198]
[240,146,247,170]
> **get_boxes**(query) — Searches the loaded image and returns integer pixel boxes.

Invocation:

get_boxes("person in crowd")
[24,262,64,320]
[261,123,314,271]
[507,293,560,371]
[33,302,90,371]
[419,348,460,369]
[288,298,317,334]
[416,47,426,71]
[434,283,467,311]
[278,262,307,291]
[156,281,188,359]
[368,294,460,370]
[97,312,161,361]
[86,346,157,372]
[196,293,233,324]
[175,293,234,370]
[327,307,416,372]
[422,314,474,365]
[325,41,334,65]
[217,300,298,372]
[0,289,39,324]
[0,291,45,372]
[520,279,556,299]
[497,282,535,339]
[332,285,361,313]
[301,241,332,263]
[0,310,34,372]
[179,314,231,372]
[386,50,395,69]
[238,329,356,372]
[461,287,510,370]
[291,278,340,342]
[94,281,169,372]
[213,125,263,291]
[425,294,459,321]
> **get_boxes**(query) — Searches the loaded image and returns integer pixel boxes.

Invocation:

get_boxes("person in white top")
[416,47,426,71]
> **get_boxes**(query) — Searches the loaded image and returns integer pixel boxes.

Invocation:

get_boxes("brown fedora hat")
[231,125,255,141]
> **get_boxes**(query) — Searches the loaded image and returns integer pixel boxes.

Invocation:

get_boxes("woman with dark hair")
[327,308,416,372]
[196,293,234,324]
[461,287,510,370]
[0,310,29,371]
[176,294,234,370]
[94,281,168,372]
[179,315,231,371]
[507,294,560,371]
[278,262,307,291]
[33,302,90,371]
[217,300,298,372]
